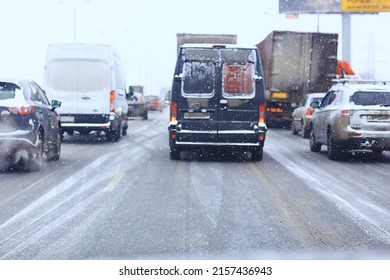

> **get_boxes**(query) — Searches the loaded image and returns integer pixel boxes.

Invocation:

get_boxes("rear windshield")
[0,82,25,105]
[350,91,390,106]
[181,48,257,98]
[47,60,110,91]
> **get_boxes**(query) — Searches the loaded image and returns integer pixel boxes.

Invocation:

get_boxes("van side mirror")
[174,74,183,81]
[164,90,172,104]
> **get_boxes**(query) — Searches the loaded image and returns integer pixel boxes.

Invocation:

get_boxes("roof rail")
[332,77,390,85]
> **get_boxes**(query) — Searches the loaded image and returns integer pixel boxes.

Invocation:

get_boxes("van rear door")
[46,59,111,115]
[176,47,261,145]
[217,48,259,144]
[176,48,219,143]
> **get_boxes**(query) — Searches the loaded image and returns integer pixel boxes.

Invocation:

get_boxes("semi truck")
[256,31,338,125]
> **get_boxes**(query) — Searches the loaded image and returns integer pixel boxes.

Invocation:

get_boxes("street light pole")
[59,0,91,41]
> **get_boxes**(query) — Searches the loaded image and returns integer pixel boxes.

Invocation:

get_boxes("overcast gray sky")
[1,0,389,94]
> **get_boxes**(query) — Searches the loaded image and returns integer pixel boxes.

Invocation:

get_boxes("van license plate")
[184,112,210,119]
[368,115,390,122]
[61,116,75,122]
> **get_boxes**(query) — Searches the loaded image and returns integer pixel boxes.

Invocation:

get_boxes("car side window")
[29,83,50,105]
[320,91,337,108]
[320,93,331,108]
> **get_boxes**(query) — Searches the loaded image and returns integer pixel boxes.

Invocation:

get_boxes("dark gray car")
[0,79,62,171]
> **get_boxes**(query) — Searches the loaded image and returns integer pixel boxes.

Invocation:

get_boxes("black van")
[168,44,267,160]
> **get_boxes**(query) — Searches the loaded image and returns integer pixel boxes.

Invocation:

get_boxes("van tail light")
[170,102,178,122]
[306,106,314,116]
[110,90,115,112]
[258,103,266,124]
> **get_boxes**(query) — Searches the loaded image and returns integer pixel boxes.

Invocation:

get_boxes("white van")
[44,43,128,142]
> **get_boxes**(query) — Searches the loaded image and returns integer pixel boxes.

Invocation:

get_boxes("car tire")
[50,132,61,161]
[170,146,181,160]
[26,132,44,171]
[309,127,321,153]
[106,123,121,142]
[251,147,263,161]
[143,112,148,120]
[302,122,310,138]
[327,130,341,160]
[291,121,299,135]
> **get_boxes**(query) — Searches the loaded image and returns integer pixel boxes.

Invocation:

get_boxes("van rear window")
[350,91,390,106]
[182,61,215,97]
[222,64,255,98]
[47,60,110,91]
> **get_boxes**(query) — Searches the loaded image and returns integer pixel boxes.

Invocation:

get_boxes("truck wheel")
[309,127,321,153]
[251,147,263,161]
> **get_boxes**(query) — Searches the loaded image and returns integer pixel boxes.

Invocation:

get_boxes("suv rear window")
[0,82,25,105]
[350,91,390,106]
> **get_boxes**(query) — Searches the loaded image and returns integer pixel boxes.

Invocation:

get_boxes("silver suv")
[309,79,390,160]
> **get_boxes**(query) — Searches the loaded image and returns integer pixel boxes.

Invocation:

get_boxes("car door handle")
[82,96,91,100]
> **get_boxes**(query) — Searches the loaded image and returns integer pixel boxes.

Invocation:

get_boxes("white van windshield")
[47,60,110,91]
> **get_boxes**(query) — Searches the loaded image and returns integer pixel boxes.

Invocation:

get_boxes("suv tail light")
[8,106,35,115]
[306,106,314,116]
[170,102,178,122]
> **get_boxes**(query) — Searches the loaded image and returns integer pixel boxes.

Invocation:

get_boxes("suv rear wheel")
[327,130,341,160]
[309,127,321,153]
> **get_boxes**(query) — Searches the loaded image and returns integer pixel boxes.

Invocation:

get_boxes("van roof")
[45,43,118,62]
[181,43,257,50]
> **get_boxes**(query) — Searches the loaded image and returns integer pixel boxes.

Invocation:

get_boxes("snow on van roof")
[181,43,257,50]
[45,43,121,64]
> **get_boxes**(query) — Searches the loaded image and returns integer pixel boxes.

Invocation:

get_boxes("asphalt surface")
[1,109,390,260]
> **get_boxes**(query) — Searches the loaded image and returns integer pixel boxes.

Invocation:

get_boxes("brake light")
[110,90,115,102]
[110,90,115,112]
[8,106,34,115]
[306,106,314,116]
[341,109,350,116]
[259,103,266,124]
[170,102,178,122]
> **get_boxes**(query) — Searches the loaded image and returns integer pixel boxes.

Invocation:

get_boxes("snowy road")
[1,109,390,259]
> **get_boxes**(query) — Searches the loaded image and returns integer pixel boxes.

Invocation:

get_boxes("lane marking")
[103,172,126,192]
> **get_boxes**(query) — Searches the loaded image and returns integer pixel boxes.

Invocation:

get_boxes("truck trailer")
[256,31,338,125]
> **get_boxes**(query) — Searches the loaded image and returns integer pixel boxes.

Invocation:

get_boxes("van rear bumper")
[61,121,111,129]
[169,127,267,149]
